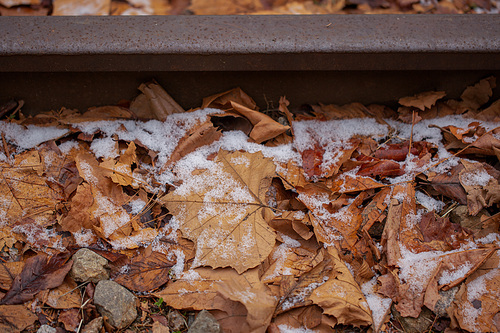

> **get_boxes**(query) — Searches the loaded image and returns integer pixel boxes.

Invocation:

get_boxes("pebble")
[94,280,137,329]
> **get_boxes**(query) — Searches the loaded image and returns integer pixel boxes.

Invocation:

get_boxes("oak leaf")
[44,277,82,309]
[161,150,276,273]
[0,262,24,291]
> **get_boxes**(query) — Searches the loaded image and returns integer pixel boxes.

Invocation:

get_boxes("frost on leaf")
[161,150,276,273]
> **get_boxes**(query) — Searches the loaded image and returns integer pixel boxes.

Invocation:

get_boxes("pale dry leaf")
[45,277,81,309]
[0,0,40,8]
[161,150,276,273]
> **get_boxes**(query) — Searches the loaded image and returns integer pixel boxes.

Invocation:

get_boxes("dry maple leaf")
[399,91,446,111]
[161,150,276,273]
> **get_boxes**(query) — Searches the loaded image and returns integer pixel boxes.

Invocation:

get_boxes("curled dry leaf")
[161,150,276,273]
[0,262,24,291]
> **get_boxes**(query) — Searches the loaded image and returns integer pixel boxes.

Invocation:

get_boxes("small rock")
[434,287,459,318]
[167,309,186,331]
[81,317,103,333]
[94,280,137,329]
[188,310,221,333]
[70,248,109,283]
[392,305,433,333]
[37,325,57,333]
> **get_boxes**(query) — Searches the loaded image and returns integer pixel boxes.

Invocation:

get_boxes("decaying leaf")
[161,150,276,273]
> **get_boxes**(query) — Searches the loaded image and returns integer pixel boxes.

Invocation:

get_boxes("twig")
[406,110,416,160]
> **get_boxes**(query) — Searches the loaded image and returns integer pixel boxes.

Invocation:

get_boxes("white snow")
[416,191,445,212]
[361,277,392,330]
[0,123,68,151]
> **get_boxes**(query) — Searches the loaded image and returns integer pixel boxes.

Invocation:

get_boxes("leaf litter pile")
[0,77,499,333]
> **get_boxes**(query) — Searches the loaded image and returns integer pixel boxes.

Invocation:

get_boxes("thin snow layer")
[415,191,445,212]
[361,277,391,330]
[73,108,222,167]
[460,168,493,187]
[0,122,68,151]
[280,276,329,311]
[292,118,389,152]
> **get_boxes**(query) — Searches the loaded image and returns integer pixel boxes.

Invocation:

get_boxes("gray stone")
[70,248,109,283]
[167,309,186,331]
[94,280,137,329]
[81,317,103,333]
[188,310,221,333]
[434,286,459,318]
[391,305,433,333]
[37,325,57,333]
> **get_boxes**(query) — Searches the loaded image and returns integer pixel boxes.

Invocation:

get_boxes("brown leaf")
[0,253,72,305]
[399,91,446,111]
[0,304,37,333]
[459,160,499,215]
[161,150,276,273]
[427,164,468,205]
[131,81,184,121]
[309,247,372,327]
[451,251,500,332]
[166,119,222,167]
[418,212,471,251]
[329,173,386,193]
[460,76,496,111]
[45,277,82,309]
[0,262,24,291]
[230,101,289,143]
[271,306,334,332]
[59,308,81,331]
[217,278,277,333]
[114,251,175,292]
[202,87,258,111]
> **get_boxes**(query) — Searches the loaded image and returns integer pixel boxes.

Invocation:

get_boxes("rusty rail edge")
[0,15,499,72]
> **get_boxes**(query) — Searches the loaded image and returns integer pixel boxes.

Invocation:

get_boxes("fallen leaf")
[161,150,276,273]
[0,253,72,305]
[399,91,446,111]
[460,76,496,111]
[202,87,258,111]
[45,276,82,309]
[114,251,175,292]
[59,308,81,331]
[0,304,37,333]
[459,160,499,215]
[309,247,372,327]
[229,101,289,143]
[426,164,468,205]
[0,262,24,291]
[130,81,184,121]
[217,278,277,333]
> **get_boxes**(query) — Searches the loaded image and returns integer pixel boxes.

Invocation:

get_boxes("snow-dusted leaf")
[44,277,81,309]
[161,150,276,273]
[52,0,111,15]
